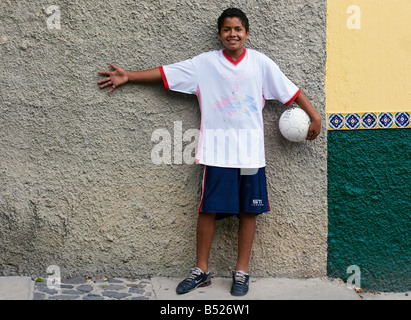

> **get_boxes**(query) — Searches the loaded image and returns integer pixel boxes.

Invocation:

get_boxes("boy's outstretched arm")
[98,64,162,94]
[293,92,322,140]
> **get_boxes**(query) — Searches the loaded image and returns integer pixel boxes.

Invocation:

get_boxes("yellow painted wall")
[326,0,411,113]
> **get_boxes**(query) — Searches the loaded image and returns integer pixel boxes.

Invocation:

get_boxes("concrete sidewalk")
[150,277,410,300]
[0,276,409,300]
[0,277,34,300]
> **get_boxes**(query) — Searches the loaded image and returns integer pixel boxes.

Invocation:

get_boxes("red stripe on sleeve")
[285,89,301,106]
[159,66,169,91]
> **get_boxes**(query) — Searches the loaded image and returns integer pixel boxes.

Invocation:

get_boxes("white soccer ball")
[279,107,311,142]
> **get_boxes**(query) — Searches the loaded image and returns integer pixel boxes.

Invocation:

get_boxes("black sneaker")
[176,267,211,294]
[230,270,250,296]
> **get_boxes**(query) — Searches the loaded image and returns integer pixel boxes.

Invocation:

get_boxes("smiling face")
[218,17,250,59]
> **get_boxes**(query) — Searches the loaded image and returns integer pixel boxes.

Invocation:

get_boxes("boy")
[98,8,321,296]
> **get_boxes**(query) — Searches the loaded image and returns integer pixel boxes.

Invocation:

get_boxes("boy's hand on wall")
[98,63,129,94]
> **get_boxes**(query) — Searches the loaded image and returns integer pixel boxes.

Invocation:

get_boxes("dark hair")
[218,8,249,33]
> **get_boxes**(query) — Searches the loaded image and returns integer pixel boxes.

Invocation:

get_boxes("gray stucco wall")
[0,0,327,279]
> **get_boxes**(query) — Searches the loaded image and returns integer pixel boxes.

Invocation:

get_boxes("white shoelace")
[234,271,248,284]
[186,267,203,281]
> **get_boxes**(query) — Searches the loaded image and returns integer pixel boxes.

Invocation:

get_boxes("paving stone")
[83,294,104,300]
[104,284,127,291]
[62,289,85,295]
[127,283,146,289]
[131,296,149,300]
[107,278,123,284]
[61,284,74,289]
[62,277,87,285]
[77,285,94,292]
[102,291,132,300]
[49,295,79,300]
[33,292,46,300]
[128,287,145,295]
[36,286,59,295]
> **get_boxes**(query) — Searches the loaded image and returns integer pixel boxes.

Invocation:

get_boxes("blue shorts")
[199,166,270,220]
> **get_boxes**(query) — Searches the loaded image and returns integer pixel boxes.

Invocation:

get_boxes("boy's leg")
[235,212,256,273]
[176,212,215,295]
[236,167,268,273]
[231,212,255,296]
[196,212,216,272]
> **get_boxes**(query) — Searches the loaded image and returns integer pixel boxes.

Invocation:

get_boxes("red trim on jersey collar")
[223,48,247,66]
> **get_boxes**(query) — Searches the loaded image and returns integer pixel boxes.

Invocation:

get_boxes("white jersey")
[160,48,300,168]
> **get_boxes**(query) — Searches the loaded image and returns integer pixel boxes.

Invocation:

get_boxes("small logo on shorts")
[252,199,263,206]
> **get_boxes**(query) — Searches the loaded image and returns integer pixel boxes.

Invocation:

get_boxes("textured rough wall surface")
[0,0,327,278]
[327,130,410,292]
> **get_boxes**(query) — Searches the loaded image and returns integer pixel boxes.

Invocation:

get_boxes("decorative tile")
[328,111,411,130]
[361,113,378,129]
[328,113,345,130]
[395,112,410,128]
[378,113,393,128]
[345,113,361,129]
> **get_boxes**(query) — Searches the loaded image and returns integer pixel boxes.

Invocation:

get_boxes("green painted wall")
[327,129,410,292]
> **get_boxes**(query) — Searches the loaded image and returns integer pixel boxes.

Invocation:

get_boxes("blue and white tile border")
[328,112,411,130]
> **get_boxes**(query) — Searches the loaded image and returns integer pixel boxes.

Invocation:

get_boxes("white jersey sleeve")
[261,55,301,106]
[160,54,203,95]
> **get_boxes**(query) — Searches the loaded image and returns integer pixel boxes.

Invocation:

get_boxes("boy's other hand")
[293,92,322,141]
[98,63,129,94]
[306,116,321,141]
